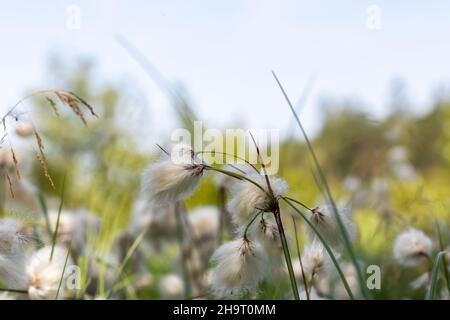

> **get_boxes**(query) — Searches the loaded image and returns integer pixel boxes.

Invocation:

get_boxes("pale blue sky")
[1,0,449,137]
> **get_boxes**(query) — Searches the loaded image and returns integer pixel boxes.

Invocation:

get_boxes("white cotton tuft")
[0,253,28,290]
[393,228,433,267]
[228,174,287,225]
[159,274,185,299]
[302,240,334,282]
[188,206,219,239]
[26,246,73,300]
[299,287,326,300]
[308,204,355,246]
[210,238,268,297]
[143,144,206,205]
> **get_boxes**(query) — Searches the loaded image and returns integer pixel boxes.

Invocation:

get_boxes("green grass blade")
[273,71,370,299]
[37,192,53,239]
[50,176,66,261]
[434,221,450,294]
[282,197,355,299]
[426,251,448,300]
[55,246,71,300]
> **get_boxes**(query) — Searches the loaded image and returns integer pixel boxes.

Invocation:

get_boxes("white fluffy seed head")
[188,206,219,239]
[188,206,219,253]
[158,274,185,299]
[302,240,334,282]
[210,238,268,297]
[308,204,355,246]
[143,144,205,205]
[238,215,281,257]
[228,174,287,225]
[393,228,433,267]
[26,246,73,300]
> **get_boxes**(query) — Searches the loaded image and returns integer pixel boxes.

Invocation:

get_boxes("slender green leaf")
[50,176,66,261]
[37,192,53,239]
[282,197,355,300]
[426,251,448,300]
[273,71,370,299]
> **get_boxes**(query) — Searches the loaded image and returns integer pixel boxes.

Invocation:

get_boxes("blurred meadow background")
[0,1,449,300]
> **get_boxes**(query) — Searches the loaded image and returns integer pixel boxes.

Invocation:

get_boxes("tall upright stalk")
[273,203,300,300]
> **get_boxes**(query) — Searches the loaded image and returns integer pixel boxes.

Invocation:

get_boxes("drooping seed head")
[228,174,287,225]
[26,246,73,300]
[308,204,355,246]
[210,237,268,297]
[143,144,206,205]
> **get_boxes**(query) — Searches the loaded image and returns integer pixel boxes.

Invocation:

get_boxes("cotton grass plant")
[0,66,449,301]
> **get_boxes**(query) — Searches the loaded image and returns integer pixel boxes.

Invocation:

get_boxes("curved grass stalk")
[425,251,448,300]
[206,166,269,196]
[281,196,355,300]
[274,204,300,300]
[292,216,310,300]
[207,165,300,300]
[273,71,369,299]
[243,211,263,239]
[55,246,72,299]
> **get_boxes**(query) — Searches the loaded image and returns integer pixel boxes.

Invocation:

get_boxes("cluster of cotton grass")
[138,142,368,300]
[0,218,73,300]
[392,227,449,299]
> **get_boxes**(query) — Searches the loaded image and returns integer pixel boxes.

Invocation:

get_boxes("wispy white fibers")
[0,219,28,290]
[188,206,219,240]
[228,174,287,225]
[26,246,73,300]
[333,262,361,300]
[143,144,206,205]
[308,204,355,246]
[188,206,219,252]
[0,218,26,254]
[210,238,268,297]
[302,240,334,283]
[393,228,433,267]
